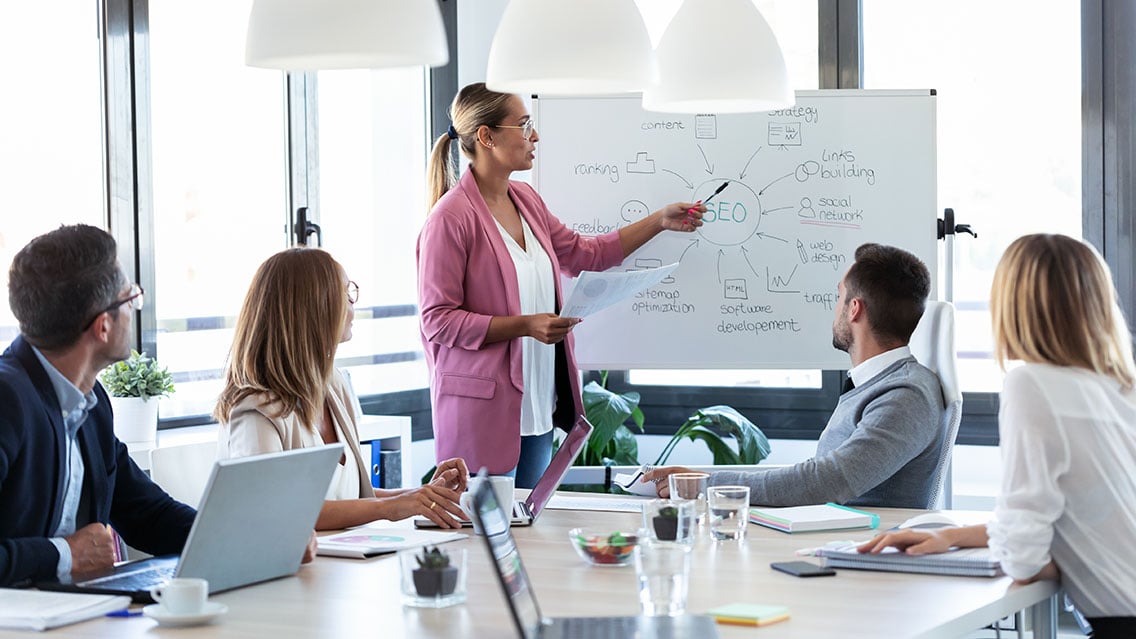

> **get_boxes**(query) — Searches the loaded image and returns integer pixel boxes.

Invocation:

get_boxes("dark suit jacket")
[0,335,196,586]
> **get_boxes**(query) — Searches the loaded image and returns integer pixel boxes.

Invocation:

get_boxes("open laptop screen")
[473,477,543,639]
[523,416,593,519]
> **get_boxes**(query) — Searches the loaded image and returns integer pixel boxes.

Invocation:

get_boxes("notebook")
[38,444,341,602]
[0,589,129,631]
[815,543,1002,577]
[316,527,463,559]
[416,416,593,529]
[469,470,720,639]
[749,503,879,533]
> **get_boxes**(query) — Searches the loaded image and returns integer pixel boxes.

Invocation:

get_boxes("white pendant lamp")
[245,0,449,71]
[642,0,793,113]
[486,0,655,95]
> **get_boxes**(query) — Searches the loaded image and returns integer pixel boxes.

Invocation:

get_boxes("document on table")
[547,494,652,513]
[560,263,679,318]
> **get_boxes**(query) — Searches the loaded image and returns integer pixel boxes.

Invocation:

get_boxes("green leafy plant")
[653,405,771,466]
[415,546,451,570]
[579,371,644,466]
[99,350,175,400]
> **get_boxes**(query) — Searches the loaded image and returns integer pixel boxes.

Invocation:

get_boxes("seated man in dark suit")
[0,224,197,587]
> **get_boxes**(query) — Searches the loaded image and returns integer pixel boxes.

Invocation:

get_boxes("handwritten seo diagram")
[533,91,937,370]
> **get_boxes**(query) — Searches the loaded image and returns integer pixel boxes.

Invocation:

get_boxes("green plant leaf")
[696,405,771,464]
[581,381,641,464]
[98,350,175,400]
[607,425,639,465]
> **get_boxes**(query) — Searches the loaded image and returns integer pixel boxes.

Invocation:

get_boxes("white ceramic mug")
[150,578,208,615]
[461,475,515,527]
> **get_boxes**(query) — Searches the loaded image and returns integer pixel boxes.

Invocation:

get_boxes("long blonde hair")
[426,82,516,210]
[214,248,348,428]
[991,233,1136,388]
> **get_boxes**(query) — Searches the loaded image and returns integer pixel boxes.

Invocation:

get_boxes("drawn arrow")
[677,238,700,263]
[755,232,788,243]
[697,145,714,175]
[761,205,793,216]
[661,168,693,189]
[738,147,762,179]
[759,172,794,195]
[716,249,725,283]
[740,246,761,278]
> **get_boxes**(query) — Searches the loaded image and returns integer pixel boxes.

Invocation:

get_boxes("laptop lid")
[470,471,545,639]
[174,443,341,593]
[521,416,593,521]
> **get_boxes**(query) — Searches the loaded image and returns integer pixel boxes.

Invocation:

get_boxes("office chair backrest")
[909,301,963,508]
[150,441,218,508]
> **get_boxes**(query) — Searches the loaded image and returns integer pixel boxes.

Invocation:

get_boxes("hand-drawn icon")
[797,239,809,264]
[768,122,802,146]
[695,114,718,139]
[626,152,656,174]
[620,199,651,223]
[766,265,800,294]
[724,278,748,300]
[798,197,816,218]
[634,258,675,284]
[794,160,820,182]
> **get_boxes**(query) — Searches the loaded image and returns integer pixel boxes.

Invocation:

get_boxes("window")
[863,0,1081,392]
[0,1,105,339]
[149,0,289,419]
[630,0,822,389]
[316,68,431,395]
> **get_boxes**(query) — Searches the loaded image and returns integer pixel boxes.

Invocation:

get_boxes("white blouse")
[986,363,1136,617]
[496,214,556,437]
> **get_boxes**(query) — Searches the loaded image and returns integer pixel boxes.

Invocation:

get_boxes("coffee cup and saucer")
[142,578,228,627]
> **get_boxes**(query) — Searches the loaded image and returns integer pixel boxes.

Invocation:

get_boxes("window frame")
[85,0,1130,444]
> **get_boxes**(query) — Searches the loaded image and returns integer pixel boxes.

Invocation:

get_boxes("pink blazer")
[417,170,623,473]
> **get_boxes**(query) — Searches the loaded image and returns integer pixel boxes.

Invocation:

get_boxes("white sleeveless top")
[496,214,556,437]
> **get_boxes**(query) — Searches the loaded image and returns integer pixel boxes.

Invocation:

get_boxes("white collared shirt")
[848,345,912,388]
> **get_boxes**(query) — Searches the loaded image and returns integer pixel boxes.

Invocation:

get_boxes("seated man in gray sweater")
[644,243,947,509]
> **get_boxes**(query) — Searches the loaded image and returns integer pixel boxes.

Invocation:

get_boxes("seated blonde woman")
[214,248,467,529]
[858,234,1136,639]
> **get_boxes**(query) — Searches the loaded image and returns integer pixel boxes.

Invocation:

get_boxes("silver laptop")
[416,416,593,529]
[469,471,720,639]
[39,444,341,602]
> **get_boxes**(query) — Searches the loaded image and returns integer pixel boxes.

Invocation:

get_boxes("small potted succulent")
[99,350,175,445]
[412,546,458,597]
[652,505,680,541]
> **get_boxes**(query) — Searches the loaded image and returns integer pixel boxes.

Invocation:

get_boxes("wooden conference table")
[3,495,1059,639]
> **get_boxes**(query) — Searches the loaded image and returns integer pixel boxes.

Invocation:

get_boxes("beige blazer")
[218,368,372,499]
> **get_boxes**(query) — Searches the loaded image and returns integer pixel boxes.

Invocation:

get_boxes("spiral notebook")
[816,543,1002,577]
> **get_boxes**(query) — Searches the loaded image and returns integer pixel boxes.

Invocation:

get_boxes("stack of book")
[748,503,879,533]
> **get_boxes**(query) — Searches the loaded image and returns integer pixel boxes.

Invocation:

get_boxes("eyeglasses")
[84,283,144,329]
[493,119,536,141]
[347,281,360,305]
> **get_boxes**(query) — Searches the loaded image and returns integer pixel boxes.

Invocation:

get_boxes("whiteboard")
[533,90,937,370]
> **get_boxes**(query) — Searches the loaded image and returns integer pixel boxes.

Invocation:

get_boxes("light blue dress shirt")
[30,346,98,582]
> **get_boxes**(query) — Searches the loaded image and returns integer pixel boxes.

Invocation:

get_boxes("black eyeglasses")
[347,281,359,305]
[84,283,144,329]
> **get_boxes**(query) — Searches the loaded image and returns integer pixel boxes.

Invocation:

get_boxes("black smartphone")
[770,561,837,577]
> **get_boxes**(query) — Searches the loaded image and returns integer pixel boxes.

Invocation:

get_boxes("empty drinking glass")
[668,472,710,525]
[634,538,691,616]
[707,485,750,542]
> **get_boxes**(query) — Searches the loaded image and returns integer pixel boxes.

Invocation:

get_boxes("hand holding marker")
[688,181,730,225]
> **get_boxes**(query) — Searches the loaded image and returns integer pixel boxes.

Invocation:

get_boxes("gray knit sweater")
[710,357,946,508]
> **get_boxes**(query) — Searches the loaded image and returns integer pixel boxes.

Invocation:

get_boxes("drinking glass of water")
[707,485,750,542]
[634,538,691,616]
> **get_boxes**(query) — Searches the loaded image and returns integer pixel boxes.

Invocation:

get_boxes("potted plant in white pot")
[99,350,175,445]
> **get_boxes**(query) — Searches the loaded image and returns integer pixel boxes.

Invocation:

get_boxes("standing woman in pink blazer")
[418,83,704,488]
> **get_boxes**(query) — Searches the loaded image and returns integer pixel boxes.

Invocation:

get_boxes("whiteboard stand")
[935,207,976,509]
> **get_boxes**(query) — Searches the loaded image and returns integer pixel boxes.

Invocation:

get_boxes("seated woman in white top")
[858,234,1136,638]
[214,248,468,530]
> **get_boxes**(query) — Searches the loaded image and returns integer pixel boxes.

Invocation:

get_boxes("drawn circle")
[692,178,761,247]
[620,199,651,223]
[795,160,820,182]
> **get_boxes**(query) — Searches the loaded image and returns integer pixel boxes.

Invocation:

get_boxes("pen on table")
[106,609,144,618]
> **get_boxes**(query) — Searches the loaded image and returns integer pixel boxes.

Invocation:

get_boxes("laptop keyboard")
[79,563,177,590]
[551,617,640,639]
